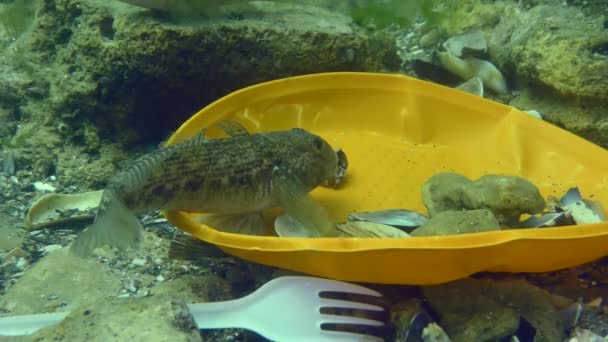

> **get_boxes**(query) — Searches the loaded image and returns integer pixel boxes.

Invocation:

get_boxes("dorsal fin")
[214,120,249,137]
[183,128,206,146]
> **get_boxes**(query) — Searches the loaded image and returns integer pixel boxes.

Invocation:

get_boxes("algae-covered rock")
[464,175,546,226]
[489,5,608,100]
[410,209,500,237]
[29,294,202,341]
[421,172,472,217]
[24,0,400,146]
[422,172,545,226]
[423,277,565,342]
[1,249,122,314]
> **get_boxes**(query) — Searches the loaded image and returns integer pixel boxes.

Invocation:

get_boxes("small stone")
[15,257,27,270]
[131,258,147,266]
[33,181,57,193]
[156,275,165,282]
[411,209,500,236]
[39,244,63,254]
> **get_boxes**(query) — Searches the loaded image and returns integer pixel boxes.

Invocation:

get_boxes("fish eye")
[312,137,323,151]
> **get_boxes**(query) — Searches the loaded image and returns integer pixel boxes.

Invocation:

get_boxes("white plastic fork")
[187,276,386,341]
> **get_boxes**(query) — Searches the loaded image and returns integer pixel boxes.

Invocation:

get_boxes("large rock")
[490,5,608,100]
[423,277,565,342]
[25,0,400,145]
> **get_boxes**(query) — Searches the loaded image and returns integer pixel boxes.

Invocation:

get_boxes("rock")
[22,0,400,149]
[28,295,201,341]
[411,209,500,237]
[131,258,147,266]
[423,277,565,342]
[39,244,64,254]
[1,250,122,314]
[419,29,443,48]
[490,5,608,100]
[421,172,472,217]
[464,175,546,226]
[422,172,545,226]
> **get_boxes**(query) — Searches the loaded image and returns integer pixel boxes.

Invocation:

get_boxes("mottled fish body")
[70,124,347,256]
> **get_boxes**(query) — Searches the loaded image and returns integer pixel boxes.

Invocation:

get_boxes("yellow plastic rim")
[164,72,608,285]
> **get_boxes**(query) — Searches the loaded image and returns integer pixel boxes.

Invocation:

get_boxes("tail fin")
[70,190,142,256]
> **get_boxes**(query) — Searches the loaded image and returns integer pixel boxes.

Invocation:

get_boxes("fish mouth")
[327,148,348,188]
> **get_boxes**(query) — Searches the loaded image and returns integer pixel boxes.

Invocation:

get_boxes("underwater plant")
[349,0,457,29]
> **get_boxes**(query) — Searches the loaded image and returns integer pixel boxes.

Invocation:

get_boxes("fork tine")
[319,298,385,311]
[320,330,385,341]
[320,314,385,327]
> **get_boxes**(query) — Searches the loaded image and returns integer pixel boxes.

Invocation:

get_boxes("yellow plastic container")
[164,72,608,285]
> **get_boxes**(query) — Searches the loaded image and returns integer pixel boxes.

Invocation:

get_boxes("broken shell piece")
[421,323,451,342]
[25,190,103,230]
[584,297,603,313]
[274,214,317,238]
[347,209,428,230]
[519,212,570,228]
[568,327,605,342]
[556,187,605,224]
[337,221,410,238]
[525,110,543,119]
[559,187,583,206]
[563,201,604,224]
[437,52,508,94]
[455,77,484,97]
[403,311,434,342]
[443,30,487,57]
[559,302,583,330]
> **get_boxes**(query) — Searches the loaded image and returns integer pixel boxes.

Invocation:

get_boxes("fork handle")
[187,296,250,330]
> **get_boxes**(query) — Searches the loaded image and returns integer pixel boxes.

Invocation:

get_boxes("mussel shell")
[348,209,428,230]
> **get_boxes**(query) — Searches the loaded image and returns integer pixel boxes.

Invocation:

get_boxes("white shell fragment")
[32,182,57,193]
[524,110,543,119]
[520,212,567,228]
[347,209,428,229]
[558,187,605,224]
[455,77,484,97]
[564,201,604,224]
[337,221,410,238]
[274,214,318,238]
[559,187,584,206]
[25,190,103,230]
[443,30,487,57]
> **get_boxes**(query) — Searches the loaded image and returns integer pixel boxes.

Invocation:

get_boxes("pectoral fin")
[193,212,265,235]
[271,167,337,237]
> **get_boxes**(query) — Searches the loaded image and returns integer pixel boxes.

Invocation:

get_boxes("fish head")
[284,128,348,189]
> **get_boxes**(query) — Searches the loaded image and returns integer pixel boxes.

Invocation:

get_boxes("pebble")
[33,181,57,193]
[39,244,63,254]
[131,258,147,266]
[156,274,165,282]
[15,257,27,270]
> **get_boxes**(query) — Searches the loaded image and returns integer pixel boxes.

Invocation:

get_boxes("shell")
[25,190,103,230]
[274,214,316,237]
[337,221,410,238]
[347,209,428,230]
